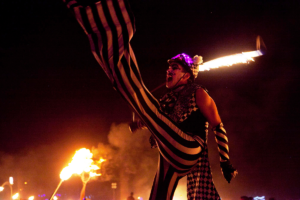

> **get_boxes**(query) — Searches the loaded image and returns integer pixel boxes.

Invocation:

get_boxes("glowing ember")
[12,193,19,200]
[28,196,34,200]
[59,148,105,181]
[199,50,263,71]
[89,172,101,177]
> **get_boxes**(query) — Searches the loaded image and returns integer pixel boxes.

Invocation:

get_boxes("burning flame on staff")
[60,148,105,180]
[50,148,106,200]
[198,35,265,72]
[199,50,263,71]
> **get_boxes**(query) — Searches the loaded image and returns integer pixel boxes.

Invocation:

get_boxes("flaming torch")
[199,49,262,71]
[49,148,106,200]
[198,35,265,71]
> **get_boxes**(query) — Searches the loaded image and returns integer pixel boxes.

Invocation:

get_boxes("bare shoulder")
[195,87,210,102]
[195,87,221,125]
[195,87,217,109]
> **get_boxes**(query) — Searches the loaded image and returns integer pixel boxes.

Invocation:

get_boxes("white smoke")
[106,123,158,200]
[96,122,189,200]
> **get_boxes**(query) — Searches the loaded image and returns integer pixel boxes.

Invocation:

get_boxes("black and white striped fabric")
[213,123,229,162]
[63,0,204,199]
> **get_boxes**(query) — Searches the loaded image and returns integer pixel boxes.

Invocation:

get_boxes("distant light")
[24,182,28,184]
[111,182,117,189]
[0,187,4,192]
[9,177,14,185]
[254,196,265,200]
[53,196,58,200]
[28,196,34,200]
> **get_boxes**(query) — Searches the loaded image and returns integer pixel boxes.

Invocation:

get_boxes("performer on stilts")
[131,53,234,200]
[62,0,237,199]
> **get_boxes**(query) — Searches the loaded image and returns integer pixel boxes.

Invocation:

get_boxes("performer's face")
[166,63,189,89]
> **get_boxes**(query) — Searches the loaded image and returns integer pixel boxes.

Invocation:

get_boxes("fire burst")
[60,148,105,180]
[50,148,106,200]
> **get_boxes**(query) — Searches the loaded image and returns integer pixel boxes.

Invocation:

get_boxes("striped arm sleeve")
[213,123,238,183]
[63,0,202,172]
[213,123,230,162]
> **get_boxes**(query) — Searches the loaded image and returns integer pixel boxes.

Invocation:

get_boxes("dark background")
[0,0,299,200]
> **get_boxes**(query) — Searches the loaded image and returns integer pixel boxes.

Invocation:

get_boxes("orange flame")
[199,50,263,71]
[59,148,106,181]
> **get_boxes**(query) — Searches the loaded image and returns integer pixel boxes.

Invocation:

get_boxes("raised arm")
[195,88,221,128]
[196,88,237,183]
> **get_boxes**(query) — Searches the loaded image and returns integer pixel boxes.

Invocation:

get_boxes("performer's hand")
[149,135,157,148]
[220,160,238,183]
[129,120,146,133]
[129,121,139,133]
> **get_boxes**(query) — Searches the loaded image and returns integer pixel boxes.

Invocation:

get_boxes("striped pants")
[63,0,203,199]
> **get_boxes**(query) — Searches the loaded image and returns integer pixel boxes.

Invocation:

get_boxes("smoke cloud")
[103,123,158,199]
[101,122,191,200]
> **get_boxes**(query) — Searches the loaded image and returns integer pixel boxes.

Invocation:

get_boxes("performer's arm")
[195,88,228,161]
[196,88,237,183]
[195,88,221,128]
[129,119,147,133]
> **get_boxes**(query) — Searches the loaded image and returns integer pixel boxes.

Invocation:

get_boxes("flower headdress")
[167,53,203,79]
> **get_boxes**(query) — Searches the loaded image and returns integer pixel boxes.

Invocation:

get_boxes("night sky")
[0,0,299,200]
